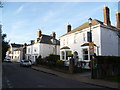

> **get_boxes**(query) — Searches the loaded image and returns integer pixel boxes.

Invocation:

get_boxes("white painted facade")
[26,31,60,64]
[26,43,60,64]
[60,24,120,68]
[6,43,23,62]
[13,48,23,62]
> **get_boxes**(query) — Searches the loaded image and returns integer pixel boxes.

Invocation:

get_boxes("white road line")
[6,80,13,88]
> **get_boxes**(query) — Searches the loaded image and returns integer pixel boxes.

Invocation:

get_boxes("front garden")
[36,54,90,74]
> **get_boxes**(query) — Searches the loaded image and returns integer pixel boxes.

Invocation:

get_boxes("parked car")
[20,60,32,67]
[4,59,11,63]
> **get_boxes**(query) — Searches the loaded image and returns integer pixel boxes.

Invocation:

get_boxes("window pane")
[83,49,88,54]
[83,49,88,60]
[66,51,72,60]
[61,51,64,59]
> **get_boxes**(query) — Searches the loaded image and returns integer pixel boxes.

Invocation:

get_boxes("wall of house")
[60,24,101,61]
[26,43,60,64]
[13,50,21,62]
[9,47,20,60]
[26,45,33,61]
[100,26,119,56]
[60,25,102,68]
[40,43,60,58]
[12,48,23,62]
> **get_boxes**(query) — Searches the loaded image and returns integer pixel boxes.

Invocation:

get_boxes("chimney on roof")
[31,40,34,45]
[51,32,56,39]
[103,6,111,26]
[66,24,71,33]
[116,12,120,29]
[37,29,42,38]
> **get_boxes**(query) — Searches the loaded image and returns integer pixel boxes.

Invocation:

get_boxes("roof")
[14,48,21,51]
[61,19,119,37]
[60,46,70,49]
[37,34,60,45]
[81,43,97,47]
[11,43,23,48]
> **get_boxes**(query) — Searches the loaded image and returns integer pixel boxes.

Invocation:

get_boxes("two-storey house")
[26,30,60,64]
[60,6,120,68]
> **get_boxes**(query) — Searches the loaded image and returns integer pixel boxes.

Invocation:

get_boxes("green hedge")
[36,54,65,67]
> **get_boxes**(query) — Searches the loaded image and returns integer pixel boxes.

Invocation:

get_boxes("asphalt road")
[2,62,113,89]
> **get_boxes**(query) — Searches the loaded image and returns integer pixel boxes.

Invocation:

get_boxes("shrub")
[45,54,60,65]
[36,55,43,65]
[56,60,64,67]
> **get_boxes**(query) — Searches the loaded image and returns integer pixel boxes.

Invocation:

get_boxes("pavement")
[31,65,120,89]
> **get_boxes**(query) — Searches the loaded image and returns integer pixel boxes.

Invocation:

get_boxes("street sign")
[89,42,94,55]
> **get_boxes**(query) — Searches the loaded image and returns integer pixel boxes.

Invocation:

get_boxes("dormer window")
[51,39,56,44]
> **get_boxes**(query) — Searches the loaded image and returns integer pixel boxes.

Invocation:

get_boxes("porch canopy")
[81,43,96,47]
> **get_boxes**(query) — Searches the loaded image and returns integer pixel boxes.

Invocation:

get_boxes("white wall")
[26,43,60,63]
[100,26,119,56]
[40,43,60,58]
[60,24,101,61]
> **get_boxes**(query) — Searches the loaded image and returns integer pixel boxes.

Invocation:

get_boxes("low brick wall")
[92,56,120,79]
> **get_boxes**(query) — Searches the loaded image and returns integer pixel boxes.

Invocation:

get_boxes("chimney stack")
[66,24,71,33]
[31,40,34,45]
[51,32,56,38]
[37,29,42,38]
[116,12,120,29]
[103,6,111,26]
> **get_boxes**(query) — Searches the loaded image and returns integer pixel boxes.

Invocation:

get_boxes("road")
[2,62,112,89]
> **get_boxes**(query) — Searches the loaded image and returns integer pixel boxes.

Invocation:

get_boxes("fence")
[92,56,120,79]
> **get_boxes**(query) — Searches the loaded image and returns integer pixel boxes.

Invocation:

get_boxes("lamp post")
[88,18,92,42]
[88,18,95,79]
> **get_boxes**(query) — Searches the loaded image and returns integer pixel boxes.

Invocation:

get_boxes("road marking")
[6,80,13,88]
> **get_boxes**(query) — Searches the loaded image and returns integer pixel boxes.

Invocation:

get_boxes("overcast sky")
[1,2,119,44]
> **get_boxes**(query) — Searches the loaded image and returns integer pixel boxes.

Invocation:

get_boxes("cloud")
[15,5,24,14]
[9,20,27,40]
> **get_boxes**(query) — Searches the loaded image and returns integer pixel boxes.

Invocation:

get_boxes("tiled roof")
[11,43,23,48]
[61,19,119,37]
[14,48,21,51]
[38,34,60,45]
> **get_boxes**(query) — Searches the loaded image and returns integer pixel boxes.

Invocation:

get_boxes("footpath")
[31,65,120,89]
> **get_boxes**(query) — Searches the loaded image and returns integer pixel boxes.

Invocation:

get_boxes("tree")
[2,33,9,61]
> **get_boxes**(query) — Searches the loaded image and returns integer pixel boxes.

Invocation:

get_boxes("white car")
[20,60,32,67]
[4,59,11,63]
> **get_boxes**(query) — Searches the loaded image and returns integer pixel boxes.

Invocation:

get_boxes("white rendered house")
[13,47,23,62]
[60,6,120,68]
[6,43,23,62]
[26,30,60,64]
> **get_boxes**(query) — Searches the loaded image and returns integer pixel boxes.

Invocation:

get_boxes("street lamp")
[88,18,95,79]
